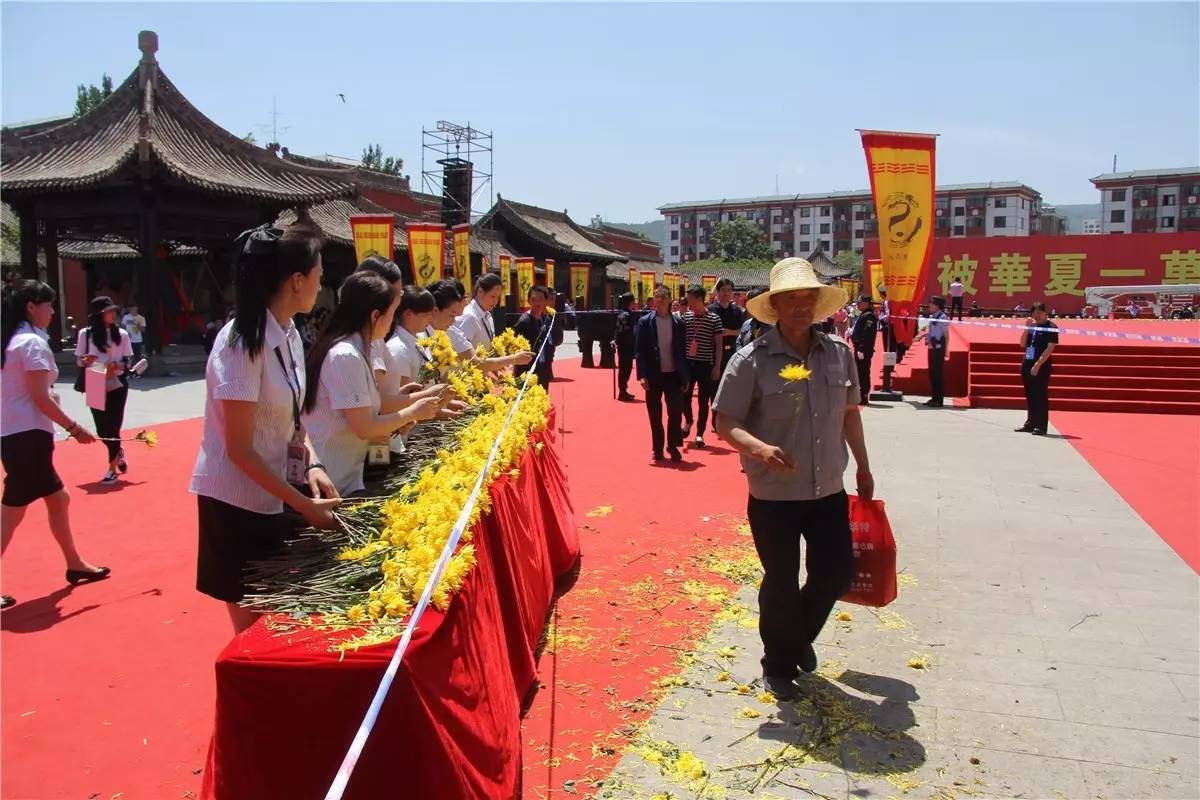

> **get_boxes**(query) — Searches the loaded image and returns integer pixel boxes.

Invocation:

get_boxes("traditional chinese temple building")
[475,196,628,310]
[0,30,357,352]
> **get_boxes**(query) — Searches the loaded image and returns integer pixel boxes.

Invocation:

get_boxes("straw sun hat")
[745,257,848,325]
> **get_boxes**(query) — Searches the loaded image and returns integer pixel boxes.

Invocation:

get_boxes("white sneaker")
[100,471,119,485]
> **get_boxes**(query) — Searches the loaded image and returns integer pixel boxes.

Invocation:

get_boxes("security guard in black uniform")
[849,294,878,405]
[613,292,637,401]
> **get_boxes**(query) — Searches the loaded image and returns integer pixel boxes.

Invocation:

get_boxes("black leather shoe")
[66,566,111,586]
[798,643,818,673]
[1031,428,1047,436]
[618,392,636,402]
[667,447,682,462]
[763,674,800,701]
[1,595,15,610]
[1014,425,1033,432]
[652,451,666,462]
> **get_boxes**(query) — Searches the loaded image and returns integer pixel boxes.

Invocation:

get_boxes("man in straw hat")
[713,257,875,700]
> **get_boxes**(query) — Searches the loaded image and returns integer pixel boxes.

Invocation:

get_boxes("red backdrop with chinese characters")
[864,232,1200,313]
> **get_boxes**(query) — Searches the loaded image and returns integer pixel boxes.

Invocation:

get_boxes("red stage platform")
[893,318,1200,414]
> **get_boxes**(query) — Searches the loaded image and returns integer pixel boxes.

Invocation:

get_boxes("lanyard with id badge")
[274,343,309,486]
[1025,325,1039,361]
[361,344,391,467]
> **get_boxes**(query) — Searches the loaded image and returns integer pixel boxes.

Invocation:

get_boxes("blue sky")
[3,3,1197,222]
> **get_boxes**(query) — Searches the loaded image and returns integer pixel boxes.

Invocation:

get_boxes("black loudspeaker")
[440,159,473,227]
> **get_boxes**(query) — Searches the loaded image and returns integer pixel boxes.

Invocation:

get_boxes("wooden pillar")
[43,220,63,352]
[18,204,38,281]
[138,196,161,355]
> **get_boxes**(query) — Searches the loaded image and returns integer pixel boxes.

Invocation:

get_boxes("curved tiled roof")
[275,196,423,252]
[484,198,626,262]
[57,238,205,261]
[2,34,355,204]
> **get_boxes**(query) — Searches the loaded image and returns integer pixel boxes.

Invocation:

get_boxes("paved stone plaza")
[597,401,1199,800]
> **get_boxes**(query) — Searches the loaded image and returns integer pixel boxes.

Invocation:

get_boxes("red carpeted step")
[971,363,1200,379]
[969,384,1200,402]
[969,352,1200,367]
[967,395,1200,414]
[969,374,1200,390]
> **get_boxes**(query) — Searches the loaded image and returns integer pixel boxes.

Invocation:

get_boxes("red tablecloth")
[201,417,578,800]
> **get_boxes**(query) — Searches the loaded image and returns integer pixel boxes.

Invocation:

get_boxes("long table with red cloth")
[201,416,577,800]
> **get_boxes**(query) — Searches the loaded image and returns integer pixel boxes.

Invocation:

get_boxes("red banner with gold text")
[864,232,1200,314]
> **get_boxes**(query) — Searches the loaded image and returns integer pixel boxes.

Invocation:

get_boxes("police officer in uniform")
[612,292,637,401]
[915,295,950,406]
[848,294,878,405]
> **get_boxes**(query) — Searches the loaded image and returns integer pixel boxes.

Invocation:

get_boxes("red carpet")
[1,360,756,799]
[520,364,753,798]
[1,417,223,800]
[1050,410,1200,573]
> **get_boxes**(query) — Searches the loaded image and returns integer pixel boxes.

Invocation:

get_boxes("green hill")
[607,220,666,249]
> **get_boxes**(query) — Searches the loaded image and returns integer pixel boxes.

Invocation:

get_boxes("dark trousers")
[950,296,963,321]
[90,384,128,462]
[748,491,854,680]
[927,341,946,403]
[617,347,634,394]
[681,358,716,436]
[719,344,736,376]
[645,372,683,454]
[1021,360,1052,431]
[854,349,873,402]
[131,342,144,362]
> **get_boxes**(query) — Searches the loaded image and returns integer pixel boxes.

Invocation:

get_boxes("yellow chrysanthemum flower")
[779,363,812,383]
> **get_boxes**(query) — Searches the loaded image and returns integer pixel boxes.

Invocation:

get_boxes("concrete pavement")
[596,401,1199,800]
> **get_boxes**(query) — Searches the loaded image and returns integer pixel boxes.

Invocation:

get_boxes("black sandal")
[66,567,111,586]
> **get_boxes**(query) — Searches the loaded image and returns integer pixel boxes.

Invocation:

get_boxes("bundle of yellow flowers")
[248,349,552,650]
[487,328,531,358]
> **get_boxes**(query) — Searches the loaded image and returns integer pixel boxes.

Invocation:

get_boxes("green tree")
[74,74,114,117]
[709,218,772,261]
[834,249,864,277]
[361,144,403,176]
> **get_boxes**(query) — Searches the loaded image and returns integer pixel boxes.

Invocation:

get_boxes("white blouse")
[76,327,133,392]
[303,334,380,496]
[190,315,305,514]
[453,299,495,353]
[388,327,431,388]
[371,337,405,398]
[2,322,58,436]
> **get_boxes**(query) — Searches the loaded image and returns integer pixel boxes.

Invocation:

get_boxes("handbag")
[73,330,89,393]
[841,495,898,607]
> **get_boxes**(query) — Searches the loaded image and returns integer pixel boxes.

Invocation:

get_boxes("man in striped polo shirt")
[680,285,724,448]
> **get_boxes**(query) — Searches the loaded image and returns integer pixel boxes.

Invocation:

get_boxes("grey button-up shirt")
[712,326,859,501]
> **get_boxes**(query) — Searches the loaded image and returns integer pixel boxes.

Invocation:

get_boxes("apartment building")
[658,182,1042,267]
[1091,167,1200,235]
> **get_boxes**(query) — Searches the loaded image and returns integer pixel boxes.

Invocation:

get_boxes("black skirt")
[195,495,302,603]
[1,429,64,507]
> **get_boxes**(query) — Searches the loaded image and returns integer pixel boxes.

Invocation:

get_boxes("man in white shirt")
[453,273,503,352]
[948,278,965,321]
[121,304,147,361]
